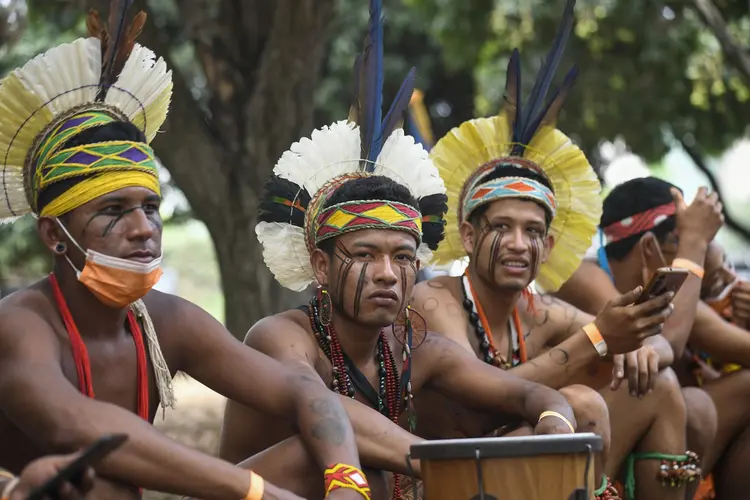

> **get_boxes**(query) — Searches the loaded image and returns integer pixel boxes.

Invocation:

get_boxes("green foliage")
[3,0,750,281]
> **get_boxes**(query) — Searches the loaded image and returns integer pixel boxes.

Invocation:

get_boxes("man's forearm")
[339,396,423,477]
[292,374,362,473]
[663,235,708,358]
[37,399,251,500]
[522,383,577,430]
[510,333,598,389]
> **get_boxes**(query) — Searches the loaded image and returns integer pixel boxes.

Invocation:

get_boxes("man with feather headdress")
[0,3,370,499]
[221,1,581,499]
[409,1,705,499]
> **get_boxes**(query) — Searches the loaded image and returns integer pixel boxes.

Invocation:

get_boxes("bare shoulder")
[412,275,465,326]
[245,308,319,361]
[0,281,61,362]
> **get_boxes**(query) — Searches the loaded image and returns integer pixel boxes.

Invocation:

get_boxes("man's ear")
[37,216,66,254]
[639,231,667,272]
[459,221,477,255]
[310,248,331,287]
[542,233,555,262]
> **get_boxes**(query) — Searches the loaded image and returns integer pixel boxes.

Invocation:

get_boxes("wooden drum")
[410,433,602,500]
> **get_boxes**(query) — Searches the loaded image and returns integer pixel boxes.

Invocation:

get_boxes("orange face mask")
[57,220,163,309]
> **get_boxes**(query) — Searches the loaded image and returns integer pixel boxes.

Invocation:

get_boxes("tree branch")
[690,0,750,86]
[679,137,750,241]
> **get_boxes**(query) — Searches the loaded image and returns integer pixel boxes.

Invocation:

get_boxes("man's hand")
[610,345,659,397]
[533,416,575,436]
[671,187,724,246]
[9,453,95,500]
[731,280,750,323]
[594,287,674,354]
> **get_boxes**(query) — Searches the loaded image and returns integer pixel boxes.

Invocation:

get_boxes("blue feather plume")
[348,0,417,172]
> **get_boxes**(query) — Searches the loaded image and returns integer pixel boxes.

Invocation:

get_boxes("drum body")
[410,433,602,500]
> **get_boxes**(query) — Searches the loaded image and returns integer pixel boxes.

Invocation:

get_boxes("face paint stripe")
[353,262,368,319]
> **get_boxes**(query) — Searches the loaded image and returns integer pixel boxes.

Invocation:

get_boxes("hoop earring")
[392,304,427,349]
[54,242,67,254]
[318,286,333,326]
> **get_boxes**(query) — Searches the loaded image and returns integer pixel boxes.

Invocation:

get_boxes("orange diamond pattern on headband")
[315,200,423,243]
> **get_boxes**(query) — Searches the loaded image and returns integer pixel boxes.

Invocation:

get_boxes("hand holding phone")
[593,269,685,354]
[23,434,127,500]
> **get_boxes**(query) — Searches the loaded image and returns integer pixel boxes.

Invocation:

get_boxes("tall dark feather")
[97,0,134,100]
[348,55,363,123]
[380,66,416,143]
[358,0,384,169]
[517,0,576,145]
[500,49,522,144]
[527,65,578,133]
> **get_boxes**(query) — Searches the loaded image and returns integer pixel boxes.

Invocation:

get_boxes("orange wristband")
[672,258,704,279]
[246,471,264,500]
[583,323,607,357]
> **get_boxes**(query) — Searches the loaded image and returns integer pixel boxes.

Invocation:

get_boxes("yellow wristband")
[672,258,704,279]
[583,322,607,357]
[246,471,264,500]
[538,410,575,433]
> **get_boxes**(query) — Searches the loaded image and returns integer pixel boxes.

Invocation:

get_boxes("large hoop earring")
[392,304,427,349]
[318,286,333,327]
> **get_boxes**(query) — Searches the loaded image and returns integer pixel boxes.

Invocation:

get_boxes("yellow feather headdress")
[430,0,601,292]
[0,1,172,222]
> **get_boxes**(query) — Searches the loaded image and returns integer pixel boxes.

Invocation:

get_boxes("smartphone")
[634,267,690,305]
[26,434,128,500]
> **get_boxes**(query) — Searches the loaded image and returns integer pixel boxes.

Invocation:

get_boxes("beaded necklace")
[461,271,527,368]
[308,291,409,499]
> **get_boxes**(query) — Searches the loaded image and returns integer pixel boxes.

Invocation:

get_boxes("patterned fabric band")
[314,199,423,246]
[324,464,371,500]
[602,202,676,245]
[37,140,160,217]
[463,176,557,221]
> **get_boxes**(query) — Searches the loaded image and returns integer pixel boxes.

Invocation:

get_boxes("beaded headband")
[314,199,422,247]
[602,202,676,245]
[463,176,556,222]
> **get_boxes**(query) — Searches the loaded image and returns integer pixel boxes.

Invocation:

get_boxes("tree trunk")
[132,0,333,336]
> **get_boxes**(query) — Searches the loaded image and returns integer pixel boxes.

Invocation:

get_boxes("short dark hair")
[468,164,555,227]
[601,177,680,261]
[36,121,148,215]
[317,176,420,255]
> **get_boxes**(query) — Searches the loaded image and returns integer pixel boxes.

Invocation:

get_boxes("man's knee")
[653,367,685,405]
[682,387,718,458]
[560,384,609,434]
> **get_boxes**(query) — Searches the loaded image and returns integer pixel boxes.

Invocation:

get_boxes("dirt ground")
[144,374,227,500]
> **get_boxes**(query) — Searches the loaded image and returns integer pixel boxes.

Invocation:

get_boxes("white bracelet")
[2,477,20,500]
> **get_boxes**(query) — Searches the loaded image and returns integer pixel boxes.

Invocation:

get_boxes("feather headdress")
[430,0,601,292]
[256,0,446,293]
[0,0,172,222]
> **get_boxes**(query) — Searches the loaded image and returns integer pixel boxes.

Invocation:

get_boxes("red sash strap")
[49,273,150,420]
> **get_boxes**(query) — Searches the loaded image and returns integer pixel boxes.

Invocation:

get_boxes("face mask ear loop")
[55,218,87,256]
[55,219,85,278]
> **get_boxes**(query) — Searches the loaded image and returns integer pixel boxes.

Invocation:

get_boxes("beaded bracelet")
[324,463,371,499]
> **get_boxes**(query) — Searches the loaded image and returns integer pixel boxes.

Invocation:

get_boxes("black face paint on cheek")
[488,230,504,285]
[529,237,541,286]
[353,263,368,319]
[471,217,493,274]
[334,243,355,311]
